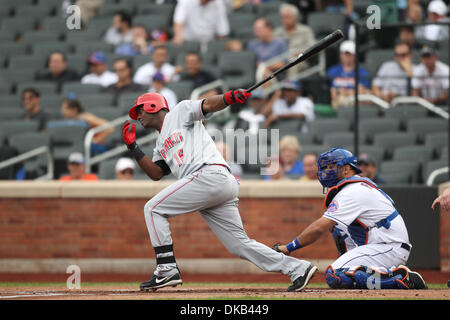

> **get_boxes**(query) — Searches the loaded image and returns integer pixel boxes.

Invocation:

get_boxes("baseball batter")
[273,148,427,289]
[122,90,317,291]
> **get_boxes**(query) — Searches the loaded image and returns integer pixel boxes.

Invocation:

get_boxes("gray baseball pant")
[143,164,311,281]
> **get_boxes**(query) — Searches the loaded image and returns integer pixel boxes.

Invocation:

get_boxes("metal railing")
[391,96,449,120]
[426,167,449,186]
[190,79,228,99]
[343,94,390,109]
[0,146,54,181]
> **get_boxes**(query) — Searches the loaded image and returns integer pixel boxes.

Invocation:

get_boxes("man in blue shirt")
[327,40,371,109]
[247,17,288,73]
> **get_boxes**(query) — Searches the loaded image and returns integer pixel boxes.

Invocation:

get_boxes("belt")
[400,243,411,252]
[204,163,231,173]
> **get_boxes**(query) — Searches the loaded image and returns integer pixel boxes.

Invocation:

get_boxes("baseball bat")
[246,29,344,92]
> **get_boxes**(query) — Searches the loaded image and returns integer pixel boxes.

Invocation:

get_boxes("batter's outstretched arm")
[201,89,252,115]
[278,217,336,254]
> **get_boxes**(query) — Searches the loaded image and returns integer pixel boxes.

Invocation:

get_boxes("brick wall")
[0,197,338,262]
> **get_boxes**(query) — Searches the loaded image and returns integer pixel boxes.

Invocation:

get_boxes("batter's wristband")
[128,142,145,162]
[286,238,302,252]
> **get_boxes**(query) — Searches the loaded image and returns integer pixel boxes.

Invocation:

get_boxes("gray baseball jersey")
[152,99,229,179]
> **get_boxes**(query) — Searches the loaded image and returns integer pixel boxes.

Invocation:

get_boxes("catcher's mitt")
[272,242,282,253]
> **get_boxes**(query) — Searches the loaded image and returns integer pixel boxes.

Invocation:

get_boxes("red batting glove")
[223,89,252,105]
[122,121,136,148]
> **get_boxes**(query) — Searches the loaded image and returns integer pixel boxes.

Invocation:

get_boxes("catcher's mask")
[128,92,169,120]
[317,148,362,193]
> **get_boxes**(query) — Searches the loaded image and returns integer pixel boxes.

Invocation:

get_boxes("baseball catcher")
[273,148,427,290]
[122,90,318,292]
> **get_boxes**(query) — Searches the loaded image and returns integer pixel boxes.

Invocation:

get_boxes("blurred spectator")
[115,157,136,180]
[115,24,154,57]
[274,3,315,75]
[405,1,423,23]
[327,40,371,109]
[103,58,144,105]
[357,153,386,185]
[215,141,243,179]
[247,18,288,72]
[133,46,178,86]
[0,146,24,180]
[21,88,51,132]
[264,81,315,133]
[61,99,114,154]
[265,135,303,180]
[173,0,230,46]
[59,152,99,181]
[235,88,267,135]
[412,46,449,105]
[299,153,318,182]
[432,186,450,212]
[372,42,416,102]
[103,10,133,47]
[179,52,216,89]
[81,52,118,87]
[75,0,103,27]
[415,0,449,41]
[35,51,80,93]
[226,39,244,52]
[149,72,178,109]
[398,26,421,50]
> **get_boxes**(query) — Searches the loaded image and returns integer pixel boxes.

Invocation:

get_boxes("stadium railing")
[426,167,450,186]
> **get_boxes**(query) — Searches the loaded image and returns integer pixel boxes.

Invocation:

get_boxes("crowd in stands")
[0,0,448,184]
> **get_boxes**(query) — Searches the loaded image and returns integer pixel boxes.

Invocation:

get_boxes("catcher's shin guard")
[325,266,354,289]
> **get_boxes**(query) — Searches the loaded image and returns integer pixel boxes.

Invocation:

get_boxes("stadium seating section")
[0,0,448,184]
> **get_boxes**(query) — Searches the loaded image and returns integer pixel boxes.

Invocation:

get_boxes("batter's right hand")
[122,121,136,146]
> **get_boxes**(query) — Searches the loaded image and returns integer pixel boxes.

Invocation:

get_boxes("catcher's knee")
[325,266,354,289]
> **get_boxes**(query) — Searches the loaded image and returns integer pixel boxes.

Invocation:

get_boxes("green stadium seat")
[0,6,12,19]
[91,107,123,121]
[74,42,115,56]
[0,93,21,108]
[37,0,65,12]
[265,13,282,28]
[7,55,47,74]
[64,31,100,43]
[337,106,380,124]
[85,18,114,38]
[270,119,303,137]
[295,132,315,146]
[392,145,434,164]
[78,93,116,108]
[255,1,282,16]
[0,120,39,145]
[378,172,411,184]
[440,146,448,160]
[363,49,395,79]
[307,12,346,38]
[359,118,401,144]
[2,0,34,8]
[62,82,103,96]
[16,82,59,95]
[232,3,254,14]
[229,13,257,35]
[358,145,386,164]
[373,132,416,158]
[117,92,141,110]
[380,160,421,183]
[40,16,68,33]
[0,108,23,120]
[98,158,119,179]
[136,3,174,24]
[407,118,448,143]
[8,131,50,153]
[218,51,256,89]
[0,30,16,42]
[66,55,89,75]
[0,77,12,94]
[166,81,194,101]
[299,144,328,160]
[1,17,36,35]
[323,132,354,149]
[98,3,136,17]
[0,42,28,57]
[206,39,228,57]
[384,105,428,128]
[46,124,87,160]
[31,42,72,57]
[14,5,54,19]
[40,94,64,116]
[423,159,448,184]
[309,118,351,143]
[133,54,151,71]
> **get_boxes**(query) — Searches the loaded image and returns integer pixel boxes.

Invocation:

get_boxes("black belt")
[401,243,411,252]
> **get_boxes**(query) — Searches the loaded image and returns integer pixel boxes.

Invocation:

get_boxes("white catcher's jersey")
[152,99,229,179]
[323,176,410,251]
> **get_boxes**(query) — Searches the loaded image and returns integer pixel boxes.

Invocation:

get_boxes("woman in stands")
[61,99,114,155]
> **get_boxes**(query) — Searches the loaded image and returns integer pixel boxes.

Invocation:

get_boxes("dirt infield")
[0,284,448,300]
[0,271,449,300]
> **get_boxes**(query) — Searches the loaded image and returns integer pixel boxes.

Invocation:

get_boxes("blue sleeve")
[358,67,370,88]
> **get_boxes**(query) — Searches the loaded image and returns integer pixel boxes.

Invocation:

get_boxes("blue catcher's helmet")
[317,148,362,192]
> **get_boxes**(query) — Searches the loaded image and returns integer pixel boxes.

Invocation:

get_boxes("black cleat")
[393,265,427,289]
[288,264,318,292]
[140,272,183,291]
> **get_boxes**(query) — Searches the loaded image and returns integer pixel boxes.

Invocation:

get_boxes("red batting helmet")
[128,92,169,120]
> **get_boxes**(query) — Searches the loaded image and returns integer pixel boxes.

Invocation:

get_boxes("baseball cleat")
[288,264,318,292]
[393,265,427,289]
[140,272,183,291]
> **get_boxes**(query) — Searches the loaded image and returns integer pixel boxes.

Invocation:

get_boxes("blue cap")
[152,71,165,83]
[87,52,106,64]
[281,80,301,91]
